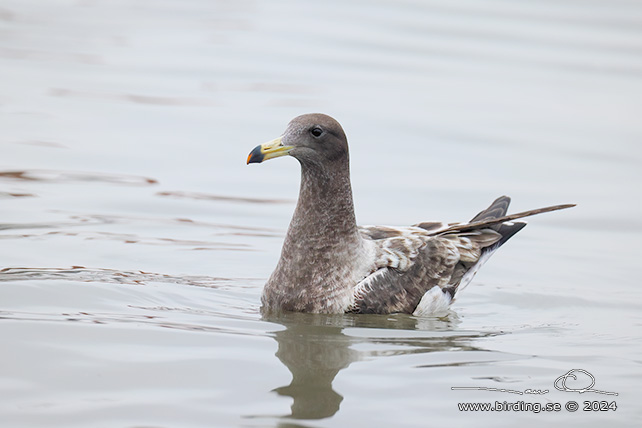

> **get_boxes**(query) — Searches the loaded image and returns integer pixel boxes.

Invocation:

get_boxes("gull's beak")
[246,137,294,165]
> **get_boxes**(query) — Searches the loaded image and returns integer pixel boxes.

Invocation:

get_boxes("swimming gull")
[247,113,574,315]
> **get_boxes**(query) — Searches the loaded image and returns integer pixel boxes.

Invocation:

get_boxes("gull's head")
[247,113,348,166]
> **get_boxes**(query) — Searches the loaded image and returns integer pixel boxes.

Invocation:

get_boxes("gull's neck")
[284,159,361,254]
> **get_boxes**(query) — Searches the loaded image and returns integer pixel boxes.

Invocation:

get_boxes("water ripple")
[0,266,254,287]
[0,170,158,186]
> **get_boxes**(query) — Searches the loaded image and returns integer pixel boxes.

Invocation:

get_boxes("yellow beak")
[246,137,294,164]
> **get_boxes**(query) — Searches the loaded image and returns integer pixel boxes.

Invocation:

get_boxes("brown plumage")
[247,114,574,316]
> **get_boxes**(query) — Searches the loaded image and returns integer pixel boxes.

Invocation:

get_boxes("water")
[1,0,641,426]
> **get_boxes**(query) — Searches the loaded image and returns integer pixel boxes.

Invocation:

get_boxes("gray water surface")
[1,1,641,427]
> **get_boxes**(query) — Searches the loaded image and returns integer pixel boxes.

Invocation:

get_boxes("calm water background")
[1,0,641,426]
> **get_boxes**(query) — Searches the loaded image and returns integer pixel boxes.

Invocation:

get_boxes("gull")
[247,114,574,315]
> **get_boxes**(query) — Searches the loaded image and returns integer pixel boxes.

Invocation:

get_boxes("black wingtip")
[496,221,527,247]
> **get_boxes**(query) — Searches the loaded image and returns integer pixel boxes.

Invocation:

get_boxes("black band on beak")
[247,145,265,164]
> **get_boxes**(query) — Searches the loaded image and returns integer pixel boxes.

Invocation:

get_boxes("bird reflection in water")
[262,311,487,421]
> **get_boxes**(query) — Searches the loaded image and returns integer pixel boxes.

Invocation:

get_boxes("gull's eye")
[310,127,323,137]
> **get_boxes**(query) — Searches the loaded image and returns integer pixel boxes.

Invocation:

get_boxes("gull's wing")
[350,227,507,314]
[349,196,568,315]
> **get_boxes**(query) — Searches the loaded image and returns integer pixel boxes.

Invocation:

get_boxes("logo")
[452,369,618,396]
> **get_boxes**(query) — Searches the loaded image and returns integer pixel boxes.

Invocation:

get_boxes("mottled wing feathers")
[359,226,429,271]
[349,238,461,314]
[352,227,504,314]
[350,198,575,314]
[350,196,550,315]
